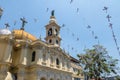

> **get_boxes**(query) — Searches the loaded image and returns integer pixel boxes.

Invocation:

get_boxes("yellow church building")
[0,11,84,80]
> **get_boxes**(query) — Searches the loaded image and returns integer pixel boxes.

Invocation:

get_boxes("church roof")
[0,28,11,35]
[70,56,80,63]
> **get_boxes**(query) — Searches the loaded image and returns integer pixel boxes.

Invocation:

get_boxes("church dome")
[0,28,11,35]
[13,30,37,41]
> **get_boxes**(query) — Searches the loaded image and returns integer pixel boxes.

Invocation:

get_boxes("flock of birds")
[103,6,120,56]
[0,0,120,56]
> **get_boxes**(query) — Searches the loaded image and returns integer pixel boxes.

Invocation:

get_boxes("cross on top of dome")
[20,17,27,30]
[5,23,10,29]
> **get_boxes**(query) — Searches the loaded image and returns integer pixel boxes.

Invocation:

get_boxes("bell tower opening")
[45,10,61,47]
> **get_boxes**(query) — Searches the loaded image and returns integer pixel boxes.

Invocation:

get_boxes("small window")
[49,39,52,43]
[56,58,59,65]
[55,29,58,36]
[31,51,36,62]
[56,40,58,44]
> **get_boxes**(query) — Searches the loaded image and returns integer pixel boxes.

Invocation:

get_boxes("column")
[3,39,13,62]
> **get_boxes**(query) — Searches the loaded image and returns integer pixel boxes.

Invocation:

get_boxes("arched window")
[56,58,59,65]
[56,40,58,44]
[55,29,58,36]
[31,51,36,62]
[48,28,52,36]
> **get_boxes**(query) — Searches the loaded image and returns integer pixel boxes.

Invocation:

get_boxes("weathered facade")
[0,11,84,80]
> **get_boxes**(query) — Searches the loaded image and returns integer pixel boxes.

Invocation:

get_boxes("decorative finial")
[20,17,27,30]
[51,10,55,16]
[5,23,10,29]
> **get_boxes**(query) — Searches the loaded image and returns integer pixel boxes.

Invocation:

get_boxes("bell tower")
[45,10,61,47]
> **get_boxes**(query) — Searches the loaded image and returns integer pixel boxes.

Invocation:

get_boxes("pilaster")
[0,64,10,80]
[17,65,26,80]
[19,45,28,65]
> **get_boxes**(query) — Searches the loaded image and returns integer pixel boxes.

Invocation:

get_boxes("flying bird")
[77,8,79,13]
[62,24,65,27]
[70,0,73,4]
[109,23,113,29]
[46,8,49,12]
[103,6,108,13]
[72,47,74,50]
[77,38,79,41]
[106,15,111,22]
[94,36,98,39]
[72,33,74,37]
[87,25,91,29]
[34,18,38,23]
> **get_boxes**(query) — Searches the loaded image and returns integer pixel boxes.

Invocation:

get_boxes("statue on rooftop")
[51,10,55,16]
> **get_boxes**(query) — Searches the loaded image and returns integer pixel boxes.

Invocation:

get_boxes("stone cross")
[5,23,10,29]
[20,17,27,30]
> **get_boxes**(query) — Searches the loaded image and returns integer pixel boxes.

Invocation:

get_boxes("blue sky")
[0,0,120,66]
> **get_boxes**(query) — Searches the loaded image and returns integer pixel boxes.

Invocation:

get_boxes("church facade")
[0,11,84,80]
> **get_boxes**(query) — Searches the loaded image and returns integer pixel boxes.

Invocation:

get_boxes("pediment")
[30,40,47,49]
